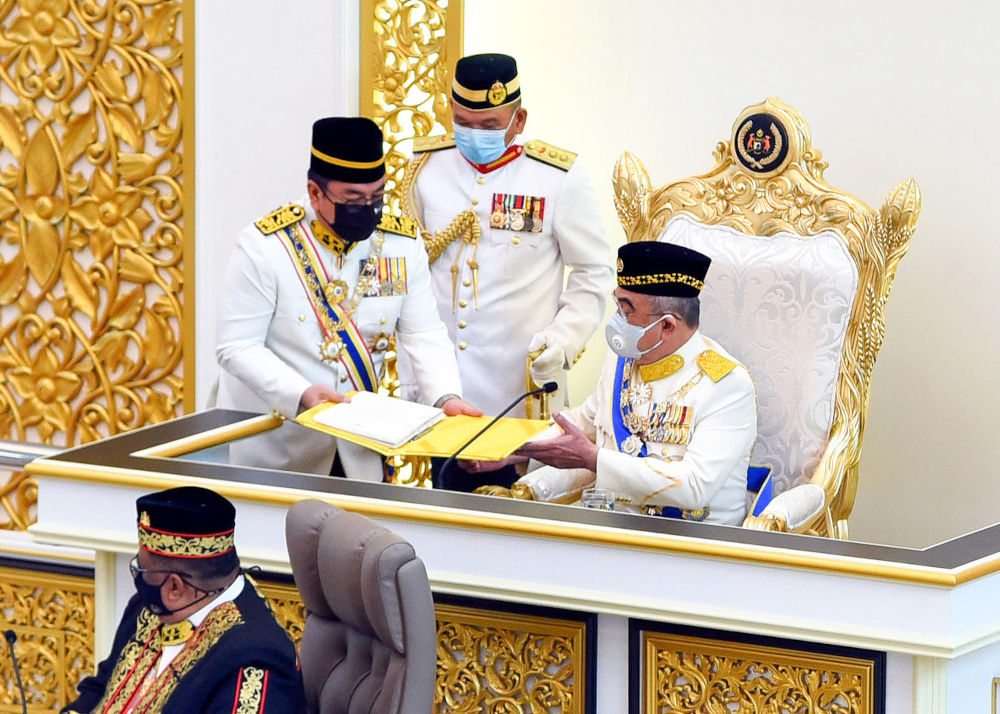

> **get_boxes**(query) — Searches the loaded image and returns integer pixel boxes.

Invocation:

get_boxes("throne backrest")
[613,98,920,536]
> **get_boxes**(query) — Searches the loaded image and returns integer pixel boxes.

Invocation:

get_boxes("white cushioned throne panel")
[659,215,859,495]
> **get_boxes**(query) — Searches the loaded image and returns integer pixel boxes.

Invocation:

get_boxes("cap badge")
[487,80,507,106]
[139,511,151,527]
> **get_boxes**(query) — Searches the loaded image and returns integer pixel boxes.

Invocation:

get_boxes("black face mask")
[331,200,383,243]
[133,571,221,617]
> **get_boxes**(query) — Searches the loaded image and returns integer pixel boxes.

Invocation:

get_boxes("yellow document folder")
[296,402,552,461]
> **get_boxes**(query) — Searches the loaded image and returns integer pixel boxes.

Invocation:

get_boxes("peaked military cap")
[452,53,521,111]
[310,117,386,183]
[616,242,711,298]
[136,486,236,559]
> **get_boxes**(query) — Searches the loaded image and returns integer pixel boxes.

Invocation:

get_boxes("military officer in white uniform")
[401,53,613,490]
[474,243,757,526]
[216,118,480,479]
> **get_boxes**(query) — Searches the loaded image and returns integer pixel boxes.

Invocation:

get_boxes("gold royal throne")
[614,98,920,538]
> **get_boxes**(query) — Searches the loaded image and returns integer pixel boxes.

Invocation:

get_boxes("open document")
[296,393,552,460]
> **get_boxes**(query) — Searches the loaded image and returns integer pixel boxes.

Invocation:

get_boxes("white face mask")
[604,310,670,360]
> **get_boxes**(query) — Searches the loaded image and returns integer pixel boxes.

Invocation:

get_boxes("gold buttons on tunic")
[476,177,485,185]
[458,341,467,350]
[471,198,479,206]
[512,236,521,245]
[458,321,467,328]
[298,315,306,322]
[463,279,471,287]
[459,299,468,308]
[380,317,387,325]
[340,375,348,383]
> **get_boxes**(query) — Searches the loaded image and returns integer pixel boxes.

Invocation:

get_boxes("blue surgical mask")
[605,311,669,360]
[453,110,517,165]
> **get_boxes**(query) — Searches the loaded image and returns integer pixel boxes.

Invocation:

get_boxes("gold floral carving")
[642,630,875,714]
[0,564,94,710]
[0,469,37,530]
[435,603,586,714]
[0,0,190,452]
[255,580,306,646]
[361,0,463,214]
[614,98,921,538]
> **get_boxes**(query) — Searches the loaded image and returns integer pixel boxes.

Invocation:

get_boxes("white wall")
[193,1,1000,547]
[194,0,358,407]
[464,0,1000,548]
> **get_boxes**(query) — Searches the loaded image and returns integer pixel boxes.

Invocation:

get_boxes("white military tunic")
[405,140,613,416]
[520,332,757,525]
[216,198,462,479]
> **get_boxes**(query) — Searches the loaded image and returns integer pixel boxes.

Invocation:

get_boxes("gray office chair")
[285,499,436,714]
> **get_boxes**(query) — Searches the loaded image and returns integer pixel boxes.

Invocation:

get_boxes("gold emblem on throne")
[487,80,507,106]
[325,280,349,304]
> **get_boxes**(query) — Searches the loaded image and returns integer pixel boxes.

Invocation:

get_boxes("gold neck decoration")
[311,220,348,255]
[160,620,194,646]
[639,354,683,382]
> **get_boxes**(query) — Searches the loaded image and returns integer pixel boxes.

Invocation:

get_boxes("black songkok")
[310,117,386,184]
[452,53,521,111]
[616,242,711,298]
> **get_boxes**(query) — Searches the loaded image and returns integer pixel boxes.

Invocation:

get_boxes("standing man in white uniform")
[403,53,614,491]
[474,243,757,526]
[216,118,480,480]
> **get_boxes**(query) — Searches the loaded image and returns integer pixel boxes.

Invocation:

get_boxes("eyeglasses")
[128,556,189,583]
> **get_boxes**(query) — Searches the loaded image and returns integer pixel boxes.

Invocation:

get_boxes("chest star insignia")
[697,350,738,382]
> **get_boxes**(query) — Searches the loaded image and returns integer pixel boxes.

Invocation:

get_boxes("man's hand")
[299,384,349,411]
[527,332,565,385]
[458,454,528,474]
[515,412,599,471]
[441,398,483,417]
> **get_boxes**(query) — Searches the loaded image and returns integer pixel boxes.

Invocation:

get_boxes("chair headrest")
[286,499,415,653]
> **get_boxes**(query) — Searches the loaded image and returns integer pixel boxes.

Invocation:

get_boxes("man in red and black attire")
[62,487,304,714]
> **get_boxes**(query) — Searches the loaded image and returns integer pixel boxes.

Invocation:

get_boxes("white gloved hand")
[527,332,565,386]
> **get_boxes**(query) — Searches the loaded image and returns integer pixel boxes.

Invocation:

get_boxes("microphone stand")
[439,382,557,481]
[5,630,27,714]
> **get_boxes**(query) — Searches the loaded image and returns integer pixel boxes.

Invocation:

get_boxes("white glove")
[527,332,565,386]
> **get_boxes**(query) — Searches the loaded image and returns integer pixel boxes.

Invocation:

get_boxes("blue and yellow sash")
[275,221,378,392]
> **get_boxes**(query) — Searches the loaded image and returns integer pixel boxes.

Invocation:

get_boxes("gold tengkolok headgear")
[136,486,236,559]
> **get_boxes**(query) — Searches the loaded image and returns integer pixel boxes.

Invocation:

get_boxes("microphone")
[439,382,558,480]
[5,629,27,714]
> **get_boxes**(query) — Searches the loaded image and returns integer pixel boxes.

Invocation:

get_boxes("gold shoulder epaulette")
[524,140,577,171]
[378,213,419,238]
[413,134,455,153]
[697,350,738,383]
[254,204,306,235]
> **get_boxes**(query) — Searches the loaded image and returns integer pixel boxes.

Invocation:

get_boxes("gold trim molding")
[0,0,194,457]
[641,630,877,714]
[360,0,463,214]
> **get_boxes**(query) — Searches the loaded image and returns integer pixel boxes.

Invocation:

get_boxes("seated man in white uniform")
[216,118,480,479]
[477,242,757,525]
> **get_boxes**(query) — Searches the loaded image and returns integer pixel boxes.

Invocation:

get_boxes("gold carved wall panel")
[0,563,94,712]
[640,630,878,714]
[435,602,588,714]
[361,0,463,213]
[0,0,193,460]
